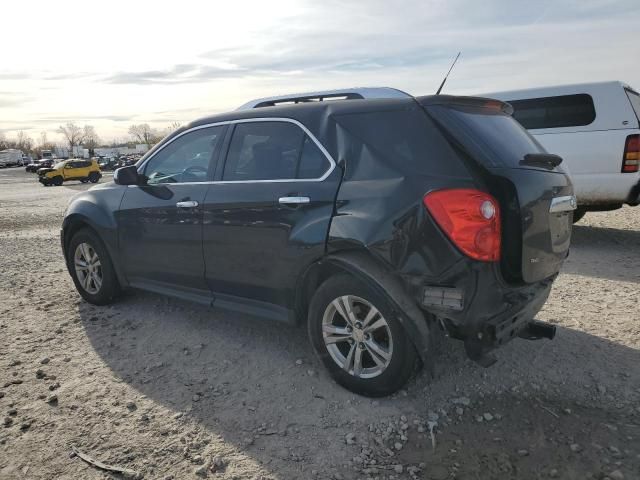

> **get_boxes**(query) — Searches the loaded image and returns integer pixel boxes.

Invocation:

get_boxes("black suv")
[61,94,575,396]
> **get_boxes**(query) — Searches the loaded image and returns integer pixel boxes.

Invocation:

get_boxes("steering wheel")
[181,165,208,182]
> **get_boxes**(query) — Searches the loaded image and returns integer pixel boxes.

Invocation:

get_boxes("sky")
[1,0,639,144]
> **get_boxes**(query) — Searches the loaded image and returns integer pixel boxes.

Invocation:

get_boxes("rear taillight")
[423,189,501,262]
[622,134,639,173]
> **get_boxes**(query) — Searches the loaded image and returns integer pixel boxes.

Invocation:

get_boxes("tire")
[572,208,586,224]
[67,228,120,305]
[308,274,418,397]
[52,176,63,186]
[88,172,100,183]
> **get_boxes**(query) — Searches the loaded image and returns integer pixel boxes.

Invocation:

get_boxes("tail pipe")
[519,320,556,341]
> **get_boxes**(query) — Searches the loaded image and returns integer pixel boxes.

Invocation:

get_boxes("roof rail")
[236,87,412,110]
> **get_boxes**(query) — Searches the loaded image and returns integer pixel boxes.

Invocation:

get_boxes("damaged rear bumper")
[403,262,558,366]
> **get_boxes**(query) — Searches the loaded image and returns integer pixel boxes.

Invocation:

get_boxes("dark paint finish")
[116,183,211,295]
[62,94,574,364]
[201,167,342,310]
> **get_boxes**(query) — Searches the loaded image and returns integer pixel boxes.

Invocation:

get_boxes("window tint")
[429,105,548,169]
[223,121,329,181]
[508,94,596,129]
[297,137,329,179]
[626,89,640,124]
[332,106,469,177]
[144,126,224,184]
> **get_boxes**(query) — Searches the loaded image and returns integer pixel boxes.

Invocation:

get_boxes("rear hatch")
[420,95,574,284]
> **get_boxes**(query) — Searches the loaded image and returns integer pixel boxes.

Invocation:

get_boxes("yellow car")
[38,159,102,186]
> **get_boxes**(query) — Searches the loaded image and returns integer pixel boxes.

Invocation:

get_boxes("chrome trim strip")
[549,195,577,213]
[279,196,311,205]
[137,117,337,185]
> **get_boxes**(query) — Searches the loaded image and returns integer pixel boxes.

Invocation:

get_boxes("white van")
[484,81,640,222]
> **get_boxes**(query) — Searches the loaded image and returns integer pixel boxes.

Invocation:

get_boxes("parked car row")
[98,154,141,171]
[25,159,55,172]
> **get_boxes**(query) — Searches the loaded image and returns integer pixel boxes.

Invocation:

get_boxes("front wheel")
[67,228,120,305]
[308,274,418,397]
[88,172,100,183]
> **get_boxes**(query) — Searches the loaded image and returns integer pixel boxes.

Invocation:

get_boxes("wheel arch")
[296,249,434,365]
[62,208,127,287]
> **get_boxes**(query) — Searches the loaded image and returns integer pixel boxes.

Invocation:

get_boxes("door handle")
[278,196,310,205]
[176,200,199,208]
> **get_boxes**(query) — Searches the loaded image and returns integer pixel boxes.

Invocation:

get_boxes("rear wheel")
[88,172,100,183]
[572,208,586,223]
[308,274,417,397]
[52,176,63,186]
[67,228,120,305]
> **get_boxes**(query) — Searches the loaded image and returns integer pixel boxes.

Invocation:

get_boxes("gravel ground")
[0,167,639,480]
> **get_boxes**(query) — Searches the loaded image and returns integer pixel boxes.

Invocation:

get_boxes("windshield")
[54,161,65,169]
[625,88,640,125]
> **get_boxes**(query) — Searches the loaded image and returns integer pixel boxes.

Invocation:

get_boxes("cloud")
[0,94,32,109]
[103,64,248,85]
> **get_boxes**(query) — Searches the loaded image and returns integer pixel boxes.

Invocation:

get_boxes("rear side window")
[625,88,640,124]
[508,94,596,129]
[428,105,548,169]
[332,106,468,178]
[223,121,330,181]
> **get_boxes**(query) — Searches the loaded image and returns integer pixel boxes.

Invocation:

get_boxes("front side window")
[508,94,596,129]
[222,121,330,181]
[143,126,224,184]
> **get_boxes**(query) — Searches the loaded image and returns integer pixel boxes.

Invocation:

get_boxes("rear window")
[508,94,596,129]
[428,105,548,169]
[625,88,640,124]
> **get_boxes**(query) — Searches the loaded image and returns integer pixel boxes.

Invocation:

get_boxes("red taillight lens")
[622,134,639,173]
[423,189,501,262]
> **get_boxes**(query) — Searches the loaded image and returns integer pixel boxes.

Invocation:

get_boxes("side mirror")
[114,165,142,185]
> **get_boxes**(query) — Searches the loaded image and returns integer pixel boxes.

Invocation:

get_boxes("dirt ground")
[0,167,639,480]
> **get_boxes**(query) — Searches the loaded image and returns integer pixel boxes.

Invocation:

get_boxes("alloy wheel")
[74,242,102,294]
[322,295,393,378]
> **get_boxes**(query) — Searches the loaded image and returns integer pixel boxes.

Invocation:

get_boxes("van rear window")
[625,88,640,125]
[508,94,596,129]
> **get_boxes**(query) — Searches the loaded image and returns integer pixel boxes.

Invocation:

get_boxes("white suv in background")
[485,81,640,222]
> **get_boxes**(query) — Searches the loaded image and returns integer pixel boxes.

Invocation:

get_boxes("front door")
[63,160,86,180]
[117,125,227,301]
[202,120,341,316]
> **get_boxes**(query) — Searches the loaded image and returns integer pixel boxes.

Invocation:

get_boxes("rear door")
[116,125,226,301]
[202,119,341,316]
[424,99,575,284]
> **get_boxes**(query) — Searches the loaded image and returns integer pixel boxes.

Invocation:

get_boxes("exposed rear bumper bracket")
[518,319,556,340]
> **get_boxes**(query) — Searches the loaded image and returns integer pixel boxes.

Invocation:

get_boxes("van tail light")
[622,134,639,173]
[423,189,501,262]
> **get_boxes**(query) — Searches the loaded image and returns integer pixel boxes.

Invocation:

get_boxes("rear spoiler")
[417,95,514,115]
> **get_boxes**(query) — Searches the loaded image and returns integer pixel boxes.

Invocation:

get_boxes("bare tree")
[58,122,84,158]
[0,132,6,150]
[82,125,100,157]
[15,131,34,153]
[128,124,159,150]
